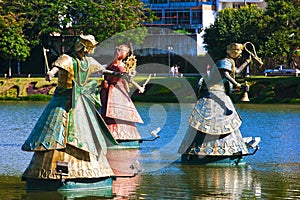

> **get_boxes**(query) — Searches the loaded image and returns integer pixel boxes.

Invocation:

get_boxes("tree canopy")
[203,1,300,68]
[0,0,299,70]
[203,5,264,62]
[0,0,154,58]
[262,0,300,65]
[0,11,30,62]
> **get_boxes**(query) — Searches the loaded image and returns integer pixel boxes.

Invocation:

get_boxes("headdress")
[116,44,130,53]
[226,43,244,52]
[75,34,99,53]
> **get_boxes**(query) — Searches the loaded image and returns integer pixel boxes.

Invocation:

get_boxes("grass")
[0,76,299,104]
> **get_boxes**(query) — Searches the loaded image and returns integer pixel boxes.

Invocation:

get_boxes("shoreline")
[0,76,299,104]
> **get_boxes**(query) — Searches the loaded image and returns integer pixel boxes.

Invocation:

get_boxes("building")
[217,0,266,11]
[141,0,266,33]
[141,0,216,34]
[139,0,266,55]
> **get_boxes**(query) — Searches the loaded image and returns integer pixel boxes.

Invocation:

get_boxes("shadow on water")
[0,102,299,199]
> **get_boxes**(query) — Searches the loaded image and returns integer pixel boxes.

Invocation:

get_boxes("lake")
[0,101,299,199]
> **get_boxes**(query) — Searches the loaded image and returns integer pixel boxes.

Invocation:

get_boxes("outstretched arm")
[222,70,241,89]
[236,57,252,74]
[130,80,145,94]
[102,69,125,77]
[45,67,59,82]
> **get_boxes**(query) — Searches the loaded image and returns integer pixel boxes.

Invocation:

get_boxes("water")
[0,101,299,199]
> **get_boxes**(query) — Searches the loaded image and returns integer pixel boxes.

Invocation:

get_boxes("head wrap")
[116,44,130,53]
[75,34,99,53]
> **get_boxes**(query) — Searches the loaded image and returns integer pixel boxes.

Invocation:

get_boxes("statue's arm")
[88,57,125,77]
[45,54,72,82]
[222,70,241,88]
[45,67,59,82]
[236,57,252,74]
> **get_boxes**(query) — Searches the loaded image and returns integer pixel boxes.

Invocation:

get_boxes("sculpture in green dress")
[21,35,119,191]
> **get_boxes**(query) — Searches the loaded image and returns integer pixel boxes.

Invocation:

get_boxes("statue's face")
[75,42,95,55]
[119,49,129,60]
[227,46,242,59]
[116,45,129,60]
[83,43,95,54]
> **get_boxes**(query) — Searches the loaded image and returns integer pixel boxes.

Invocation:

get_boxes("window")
[178,11,190,24]
[192,11,202,24]
[150,0,168,3]
[165,11,177,24]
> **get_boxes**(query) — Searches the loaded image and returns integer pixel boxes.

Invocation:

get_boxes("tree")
[203,5,264,62]
[0,11,30,76]
[1,0,154,56]
[262,0,300,67]
[203,1,300,68]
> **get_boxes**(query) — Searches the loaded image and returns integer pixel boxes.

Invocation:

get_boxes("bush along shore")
[0,76,300,104]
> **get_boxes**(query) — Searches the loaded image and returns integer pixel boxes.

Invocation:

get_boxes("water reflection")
[179,165,261,199]
[113,175,141,200]
[22,191,65,200]
[107,149,142,176]
[134,163,300,199]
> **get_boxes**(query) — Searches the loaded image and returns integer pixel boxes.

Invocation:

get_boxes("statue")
[178,42,261,165]
[21,35,119,192]
[99,44,157,149]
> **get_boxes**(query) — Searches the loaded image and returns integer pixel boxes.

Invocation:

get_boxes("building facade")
[217,0,266,11]
[141,0,266,34]
[140,0,266,55]
[141,0,217,34]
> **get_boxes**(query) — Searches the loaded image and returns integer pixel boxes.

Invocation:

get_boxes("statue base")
[23,177,113,198]
[181,154,247,166]
[108,140,141,149]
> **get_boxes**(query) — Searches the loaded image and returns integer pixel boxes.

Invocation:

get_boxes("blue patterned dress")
[179,58,249,158]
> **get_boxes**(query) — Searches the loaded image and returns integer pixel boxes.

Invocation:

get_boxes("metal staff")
[43,47,50,72]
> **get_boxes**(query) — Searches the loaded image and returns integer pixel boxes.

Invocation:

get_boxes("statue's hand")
[139,86,145,94]
[235,83,242,90]
[246,55,252,63]
[45,71,54,82]
[123,72,134,83]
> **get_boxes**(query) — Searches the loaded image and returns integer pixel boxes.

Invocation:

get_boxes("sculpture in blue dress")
[179,43,260,165]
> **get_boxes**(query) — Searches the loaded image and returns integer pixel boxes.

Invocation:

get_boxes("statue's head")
[75,34,99,54]
[115,44,130,60]
[226,43,243,59]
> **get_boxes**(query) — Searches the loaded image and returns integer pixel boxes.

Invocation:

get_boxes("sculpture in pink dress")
[100,45,144,146]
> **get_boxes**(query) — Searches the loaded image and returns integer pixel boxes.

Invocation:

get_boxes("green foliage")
[174,29,192,34]
[203,1,299,67]
[0,11,30,61]
[1,1,61,47]
[22,94,52,101]
[0,0,154,52]
[262,0,299,64]
[105,27,148,46]
[95,1,153,42]
[203,5,264,62]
